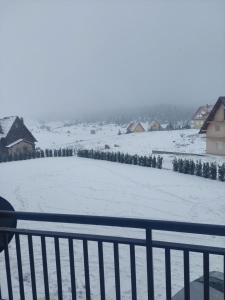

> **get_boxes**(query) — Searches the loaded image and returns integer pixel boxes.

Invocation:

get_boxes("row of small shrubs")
[0,148,74,163]
[77,149,163,169]
[173,158,225,182]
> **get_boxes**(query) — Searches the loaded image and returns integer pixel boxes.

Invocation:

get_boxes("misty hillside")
[59,104,194,125]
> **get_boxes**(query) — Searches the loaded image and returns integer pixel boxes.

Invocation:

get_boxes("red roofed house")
[0,116,37,159]
[199,97,225,156]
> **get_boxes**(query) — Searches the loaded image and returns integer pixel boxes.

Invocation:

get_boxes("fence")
[0,210,225,300]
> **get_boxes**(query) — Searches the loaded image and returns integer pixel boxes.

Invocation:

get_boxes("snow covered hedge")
[172,158,225,182]
[0,148,74,163]
[77,149,163,169]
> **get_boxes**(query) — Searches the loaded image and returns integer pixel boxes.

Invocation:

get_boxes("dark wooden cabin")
[0,116,37,158]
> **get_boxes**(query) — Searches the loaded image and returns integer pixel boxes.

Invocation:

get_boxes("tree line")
[173,158,225,182]
[77,149,163,169]
[0,148,74,163]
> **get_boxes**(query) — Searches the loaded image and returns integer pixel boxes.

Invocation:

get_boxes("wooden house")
[191,105,213,129]
[0,116,37,159]
[148,121,161,131]
[126,122,145,134]
[199,97,225,155]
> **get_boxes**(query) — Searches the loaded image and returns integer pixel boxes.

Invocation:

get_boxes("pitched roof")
[0,116,17,138]
[199,97,225,133]
[127,122,145,132]
[192,105,213,121]
[149,120,161,127]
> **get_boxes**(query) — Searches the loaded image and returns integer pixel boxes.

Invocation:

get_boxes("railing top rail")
[1,210,225,236]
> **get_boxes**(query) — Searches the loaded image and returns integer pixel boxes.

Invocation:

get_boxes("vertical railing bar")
[28,235,37,300]
[184,250,190,300]
[4,233,13,300]
[165,248,171,300]
[203,252,209,300]
[41,236,50,300]
[83,239,91,300]
[223,255,225,300]
[15,233,25,300]
[68,238,77,300]
[54,237,63,300]
[98,241,106,300]
[113,242,121,300]
[130,244,137,300]
[146,228,154,300]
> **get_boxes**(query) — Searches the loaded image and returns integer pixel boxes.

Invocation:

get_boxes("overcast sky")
[0,0,225,120]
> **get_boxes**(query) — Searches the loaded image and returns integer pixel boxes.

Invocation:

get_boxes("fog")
[0,0,225,121]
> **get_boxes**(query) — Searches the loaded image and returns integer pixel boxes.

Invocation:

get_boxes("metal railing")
[0,210,225,300]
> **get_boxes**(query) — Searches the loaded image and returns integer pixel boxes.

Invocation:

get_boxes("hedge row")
[77,149,163,169]
[173,158,225,182]
[0,148,74,163]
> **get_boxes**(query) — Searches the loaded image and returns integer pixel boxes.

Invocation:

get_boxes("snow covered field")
[28,121,225,169]
[0,157,225,299]
[30,121,205,155]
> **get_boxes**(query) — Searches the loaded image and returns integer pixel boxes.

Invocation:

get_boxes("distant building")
[90,129,96,134]
[199,97,225,155]
[126,122,145,134]
[0,116,37,159]
[191,104,213,129]
[148,121,161,131]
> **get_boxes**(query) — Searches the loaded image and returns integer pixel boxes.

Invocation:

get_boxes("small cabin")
[148,121,161,131]
[126,122,145,134]
[191,105,213,129]
[0,116,37,159]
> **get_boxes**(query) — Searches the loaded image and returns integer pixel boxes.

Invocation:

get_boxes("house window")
[215,124,220,131]
[216,142,224,151]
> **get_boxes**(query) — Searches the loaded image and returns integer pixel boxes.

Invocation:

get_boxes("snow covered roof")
[6,139,24,148]
[200,97,225,133]
[192,105,213,121]
[0,116,17,138]
[127,122,145,132]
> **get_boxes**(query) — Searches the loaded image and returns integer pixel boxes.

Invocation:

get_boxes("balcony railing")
[0,210,225,300]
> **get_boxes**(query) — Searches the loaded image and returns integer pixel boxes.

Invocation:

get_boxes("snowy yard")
[28,121,225,170]
[0,157,225,299]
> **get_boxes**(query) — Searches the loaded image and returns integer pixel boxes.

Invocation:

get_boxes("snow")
[0,116,17,138]
[29,121,225,169]
[6,138,24,148]
[0,157,225,299]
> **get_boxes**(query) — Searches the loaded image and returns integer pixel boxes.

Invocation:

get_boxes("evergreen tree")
[172,158,178,171]
[195,161,202,176]
[178,159,183,173]
[183,159,190,174]
[120,153,125,163]
[189,160,195,175]
[218,163,225,181]
[152,156,156,168]
[210,162,217,180]
[203,162,210,178]
[156,156,163,169]
[148,156,152,168]
[132,155,138,165]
